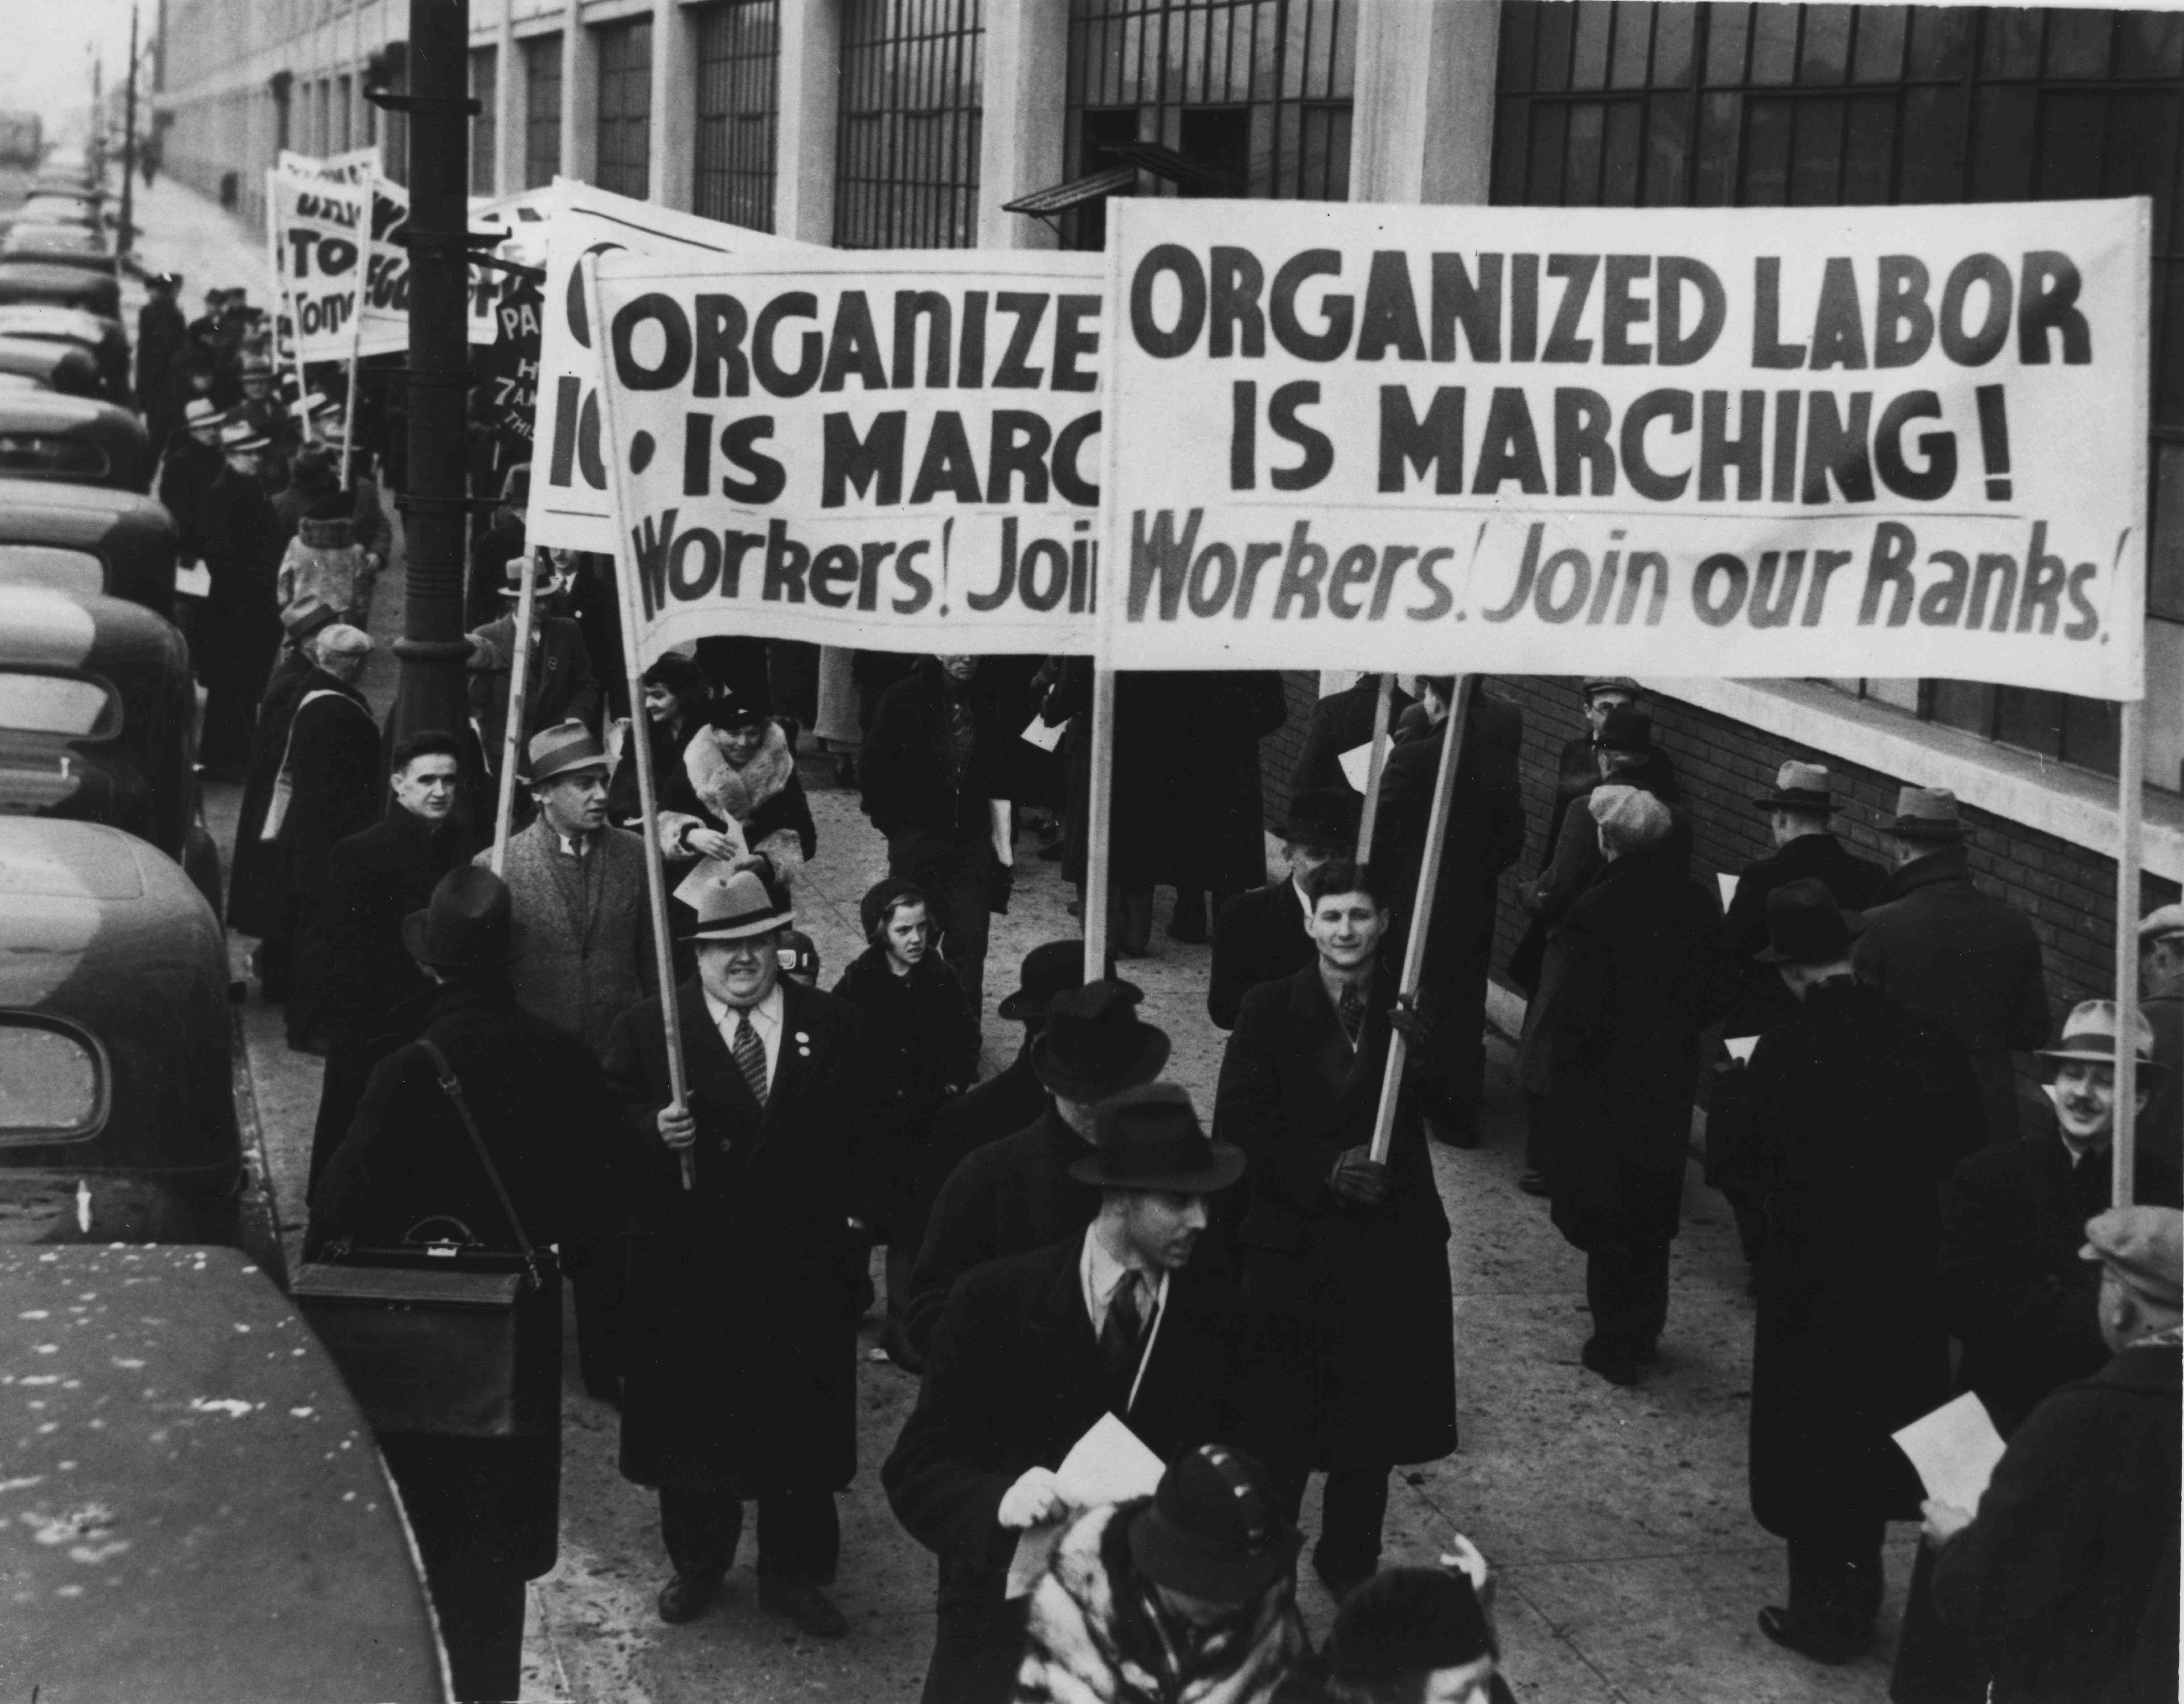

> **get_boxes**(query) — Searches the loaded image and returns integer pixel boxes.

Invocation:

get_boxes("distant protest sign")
[265,169,365,362]
[356,176,411,359]
[1100,198,2147,700]
[468,188,554,345]
[530,182,816,553]
[586,248,1105,657]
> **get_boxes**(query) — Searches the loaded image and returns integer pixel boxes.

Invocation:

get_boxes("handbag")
[292,1038,562,1438]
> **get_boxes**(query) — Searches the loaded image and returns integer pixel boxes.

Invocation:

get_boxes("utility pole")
[377,0,477,780]
[118,6,138,257]
[90,52,103,175]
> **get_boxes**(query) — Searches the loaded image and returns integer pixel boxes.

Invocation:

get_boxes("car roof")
[0,816,151,901]
[0,305,117,342]
[0,584,172,670]
[0,476,170,528]
[0,389,128,432]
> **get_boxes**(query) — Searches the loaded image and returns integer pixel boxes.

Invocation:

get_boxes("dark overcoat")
[603,977,867,1495]
[1931,1345,2180,1704]
[1853,844,2049,1145]
[1288,675,1413,802]
[882,1239,1245,1704]
[466,614,601,778]
[225,643,324,936]
[903,1045,1049,1277]
[1208,879,1314,1032]
[313,806,473,1041]
[904,1106,1101,1358]
[195,462,284,764]
[1370,694,1527,949]
[1721,833,1888,1039]
[1737,978,1987,1537]
[1529,848,1729,1250]
[280,675,384,1029]
[1213,965,1455,1469]
[862,658,1023,840]
[830,945,980,1235]
[1938,1131,2182,1436]
[153,420,221,560]
[2144,992,2182,1176]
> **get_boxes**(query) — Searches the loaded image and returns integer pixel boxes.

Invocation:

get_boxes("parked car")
[0,333,100,398]
[0,260,120,318]
[0,1243,449,1698]
[0,223,116,275]
[0,818,238,1246]
[15,194,100,228]
[0,584,220,906]
[30,166,98,200]
[0,477,178,616]
[0,389,149,491]
[0,305,132,402]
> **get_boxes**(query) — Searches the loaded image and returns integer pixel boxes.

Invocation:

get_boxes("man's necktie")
[1338,982,1366,1049]
[1101,1273,1146,1384]
[732,1012,769,1107]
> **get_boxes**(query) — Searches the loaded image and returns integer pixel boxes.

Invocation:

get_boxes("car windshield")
[0,671,117,737]
[0,545,101,595]
[0,436,108,482]
[0,1019,103,1142]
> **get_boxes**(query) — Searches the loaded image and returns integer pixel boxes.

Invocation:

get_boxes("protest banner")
[583,246,1106,657]
[1098,197,2148,703]
[529,182,817,553]
[279,145,380,185]
[265,168,366,364]
[468,188,554,345]
[356,175,410,360]
[481,275,544,491]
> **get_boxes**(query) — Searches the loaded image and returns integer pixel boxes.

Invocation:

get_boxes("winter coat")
[272,466,392,560]
[1853,844,2049,1144]
[225,645,332,936]
[135,297,186,417]
[1016,1501,1309,1704]
[1737,978,1987,1537]
[1372,694,1527,946]
[481,818,652,1059]
[466,614,602,779]
[1939,1130,2183,1436]
[196,464,283,670]
[314,805,474,1042]
[1931,1345,2180,1704]
[605,977,868,1495]
[279,674,385,1031]
[1721,833,1888,1039]
[1208,880,1315,1032]
[862,658,1025,839]
[654,720,818,888]
[156,432,223,564]
[1213,965,1455,1469]
[907,1043,1051,1279]
[830,945,980,1233]
[276,522,372,619]
[905,1107,1102,1359]
[1288,675,1413,803]
[1527,847,1729,1250]
[2144,992,2182,1176]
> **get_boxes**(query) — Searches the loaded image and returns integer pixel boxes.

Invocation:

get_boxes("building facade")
[154,0,2182,1014]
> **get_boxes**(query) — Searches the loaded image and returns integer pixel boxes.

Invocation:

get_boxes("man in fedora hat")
[1854,788,2050,1145]
[1019,1442,1308,1704]
[1724,880,1986,1666]
[1543,678,1660,858]
[135,269,186,417]
[1215,858,1457,1594]
[604,867,872,1640]
[2138,904,2184,1166]
[310,865,633,1702]
[1926,1205,2182,1704]
[467,553,601,784]
[1210,787,1360,1032]
[910,940,1090,1260]
[196,416,286,778]
[884,1083,1250,1704]
[903,978,1171,1358]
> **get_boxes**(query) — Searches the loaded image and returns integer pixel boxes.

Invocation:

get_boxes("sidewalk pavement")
[125,172,272,321]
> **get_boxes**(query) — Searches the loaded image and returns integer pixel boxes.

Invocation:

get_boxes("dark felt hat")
[1328,1567,1496,1682]
[1030,980,1170,1100]
[1127,1444,1299,1602]
[641,651,710,702]
[1279,786,1361,851]
[996,941,1124,1022]
[1593,705,1653,752]
[1067,1082,1244,1194]
[703,688,769,733]
[401,867,520,972]
[1754,877,1864,966]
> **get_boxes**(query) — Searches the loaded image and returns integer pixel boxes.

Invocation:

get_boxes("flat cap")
[2081,1206,2184,1312]
[315,623,373,658]
[2139,903,2184,943]
[1589,783,1673,849]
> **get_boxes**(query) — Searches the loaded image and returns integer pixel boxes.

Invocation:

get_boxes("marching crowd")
[142,276,2179,1704]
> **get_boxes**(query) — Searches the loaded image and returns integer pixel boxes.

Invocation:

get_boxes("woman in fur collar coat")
[653,691,818,890]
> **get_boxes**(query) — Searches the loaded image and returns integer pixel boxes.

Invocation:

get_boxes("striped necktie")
[731,1011,769,1106]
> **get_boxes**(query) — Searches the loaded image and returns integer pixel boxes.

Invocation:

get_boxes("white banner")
[278,145,381,186]
[468,188,554,345]
[1099,198,2148,700]
[587,247,1105,658]
[266,169,366,363]
[357,175,410,359]
[530,182,816,553]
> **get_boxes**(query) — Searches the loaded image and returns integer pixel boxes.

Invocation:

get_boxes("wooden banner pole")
[1354,672,1396,865]
[1368,675,1472,1165]
[2112,698,2145,1209]
[488,554,537,875]
[1081,664,1117,982]
[583,255,693,1191]
[337,353,359,489]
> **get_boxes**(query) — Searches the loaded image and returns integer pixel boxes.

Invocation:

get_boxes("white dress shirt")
[704,982,785,1091]
[1079,1223,1167,1341]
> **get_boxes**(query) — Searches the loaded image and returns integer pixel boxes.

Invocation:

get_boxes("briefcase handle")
[402,1214,482,1250]
[413,1037,546,1293]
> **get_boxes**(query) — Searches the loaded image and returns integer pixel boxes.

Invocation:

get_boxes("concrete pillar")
[974,0,1066,250]
[649,0,696,209]
[1349,0,1500,207]
[494,0,522,194]
[560,0,597,184]
[774,0,839,244]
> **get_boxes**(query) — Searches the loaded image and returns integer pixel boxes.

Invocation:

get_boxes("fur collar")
[684,721,795,824]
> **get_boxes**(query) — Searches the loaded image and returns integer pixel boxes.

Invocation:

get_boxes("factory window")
[471,47,498,193]
[595,18,654,201]
[694,0,779,232]
[836,0,984,248]
[523,33,564,190]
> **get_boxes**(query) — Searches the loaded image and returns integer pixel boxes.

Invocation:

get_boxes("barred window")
[523,33,563,189]
[1494,2,2184,780]
[471,46,498,194]
[596,18,654,201]
[695,0,779,232]
[836,0,984,249]
[1061,0,1354,250]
